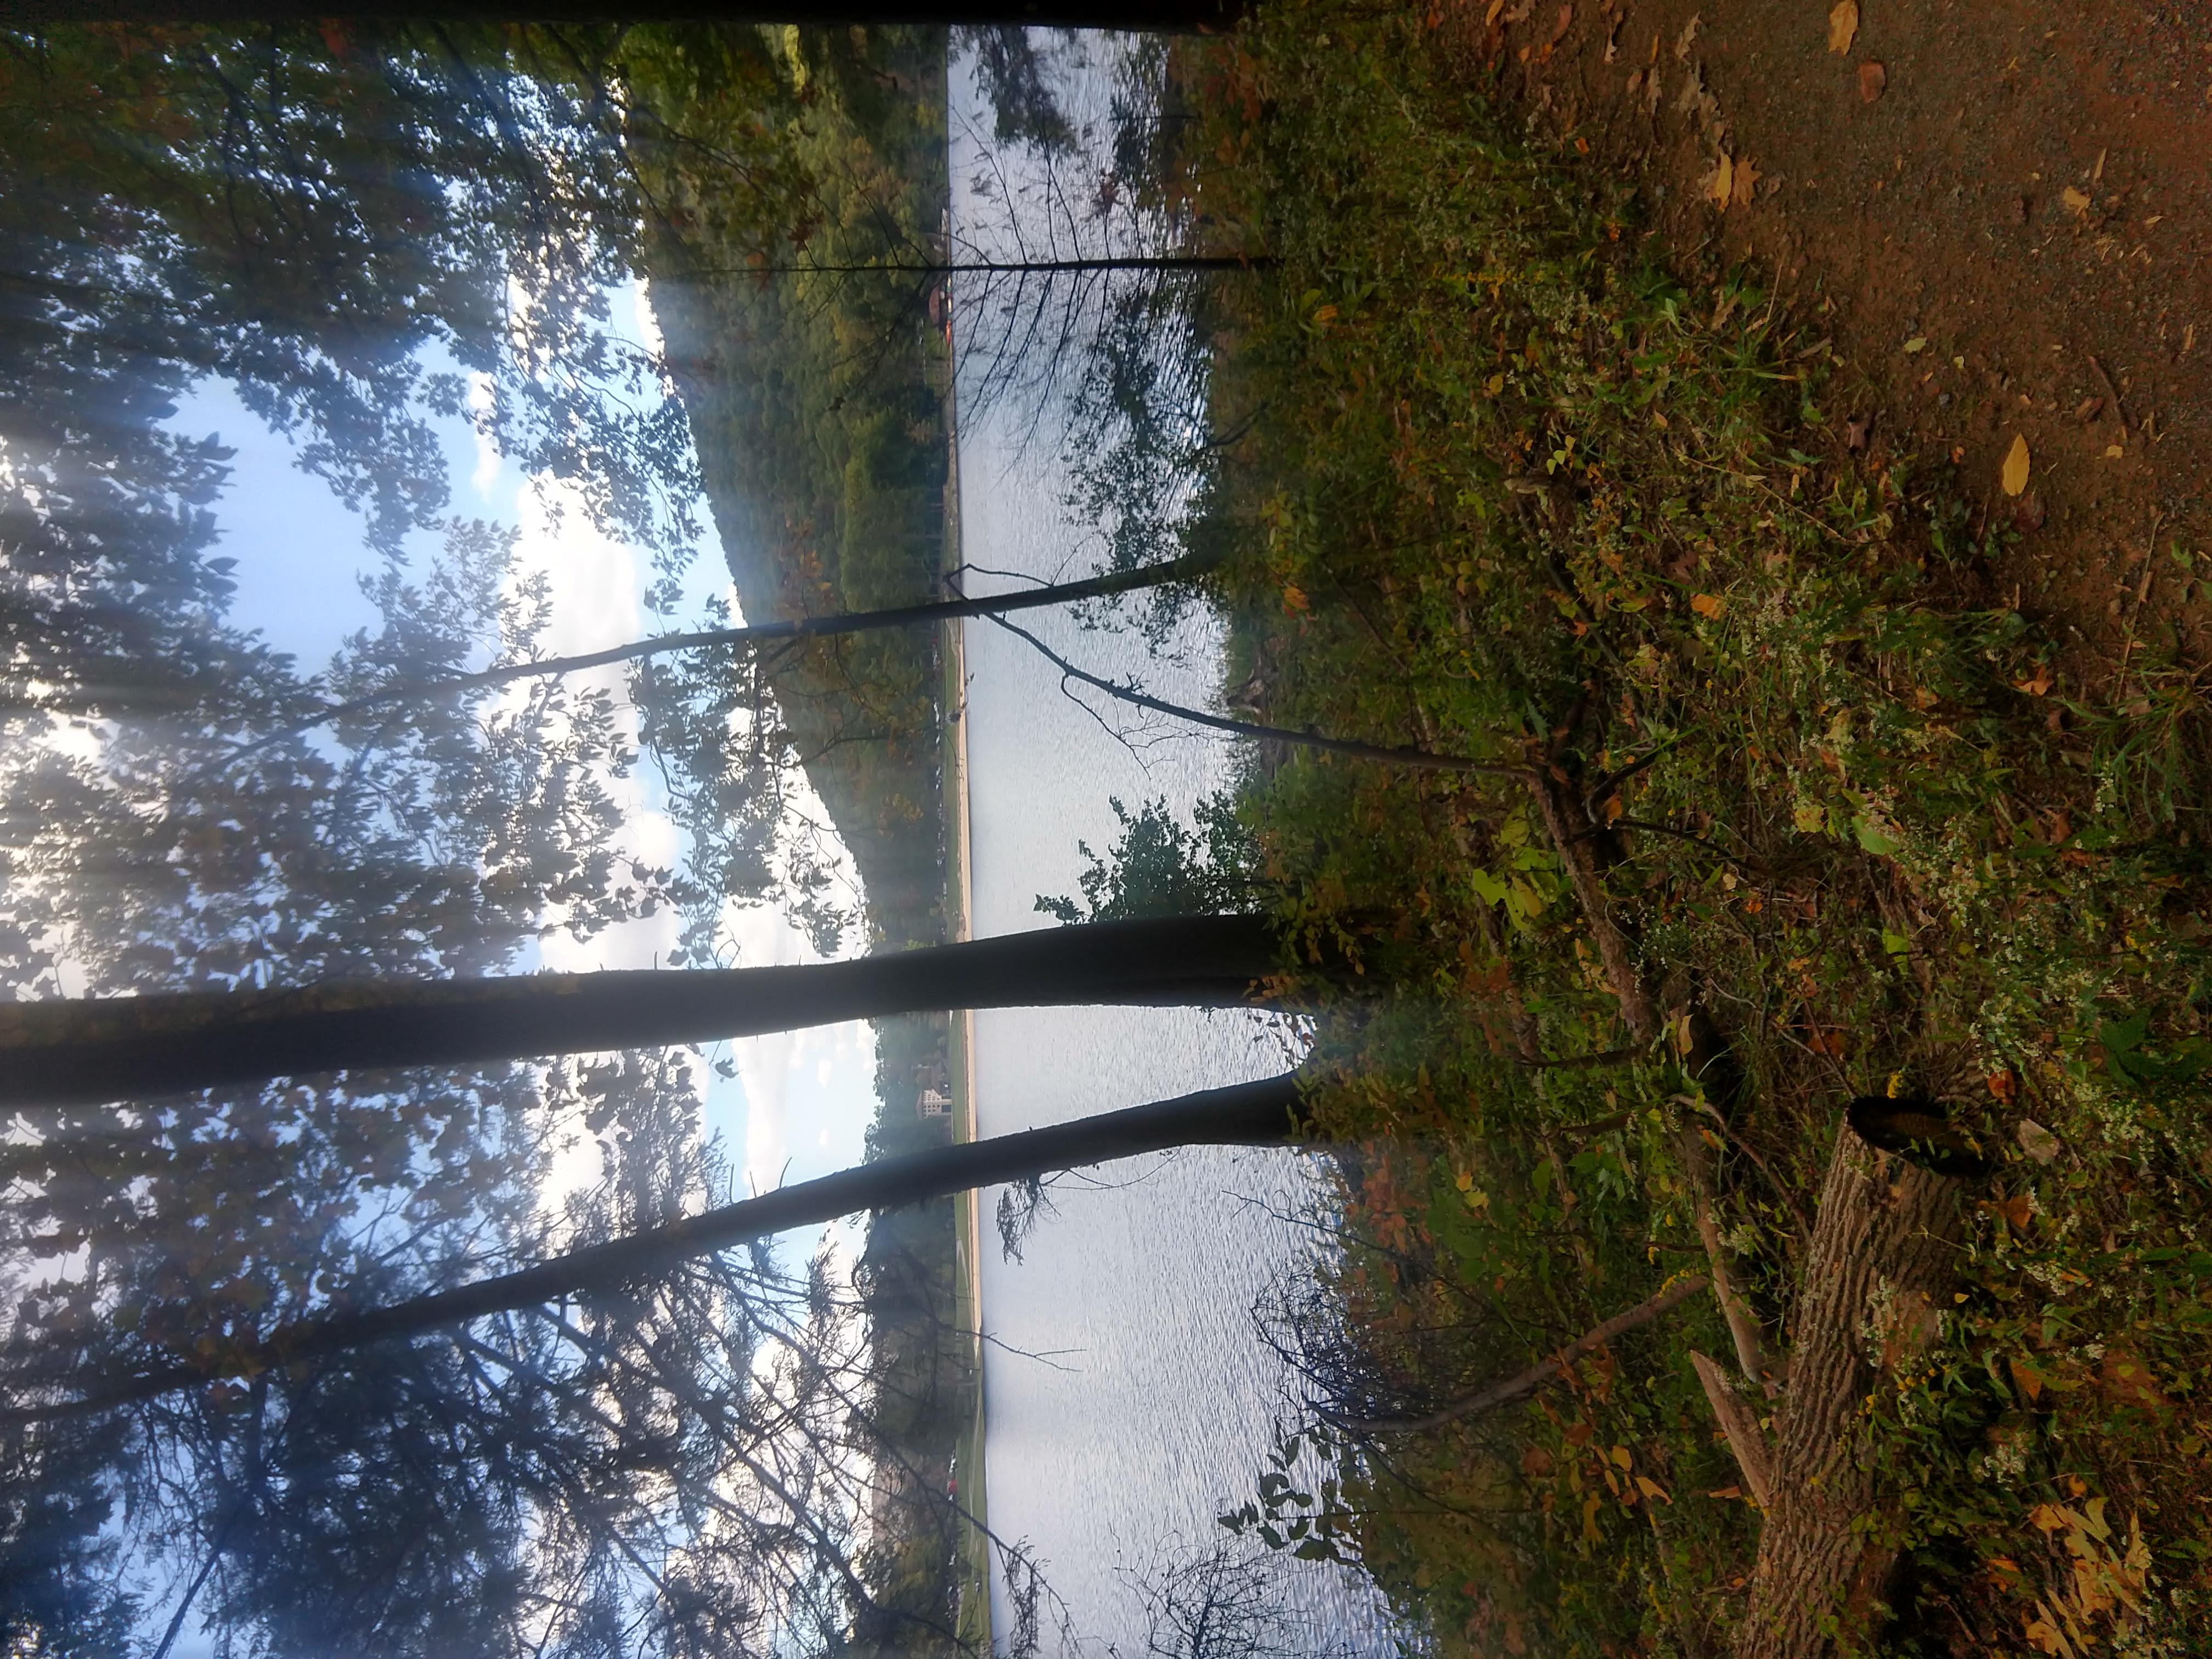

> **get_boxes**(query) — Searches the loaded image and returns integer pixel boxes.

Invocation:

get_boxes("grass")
[1173,2,2212,1652]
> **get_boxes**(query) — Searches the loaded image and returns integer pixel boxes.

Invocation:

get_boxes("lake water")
[951,40,1395,1655]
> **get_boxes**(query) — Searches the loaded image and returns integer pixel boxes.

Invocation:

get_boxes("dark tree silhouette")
[0,913,1283,1108]
[188,549,1222,770]
[5,1069,1310,1424]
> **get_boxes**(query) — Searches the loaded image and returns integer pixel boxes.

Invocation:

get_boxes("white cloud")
[466,372,503,499]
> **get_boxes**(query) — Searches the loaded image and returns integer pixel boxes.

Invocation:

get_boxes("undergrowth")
[1181,3,2212,1654]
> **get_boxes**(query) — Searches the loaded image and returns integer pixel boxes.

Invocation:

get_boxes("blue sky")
[165,280,883,1218]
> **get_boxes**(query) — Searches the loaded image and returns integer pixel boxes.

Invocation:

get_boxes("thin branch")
[1331,1273,1709,1434]
[988,614,1533,779]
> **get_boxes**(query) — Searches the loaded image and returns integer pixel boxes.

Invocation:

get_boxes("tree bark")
[8,0,1253,30]
[1731,1129,1963,1659]
[0,913,1280,1109]
[2,1070,1308,1424]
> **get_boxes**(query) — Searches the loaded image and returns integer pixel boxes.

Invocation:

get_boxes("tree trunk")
[206,550,1220,762]
[10,0,1252,30]
[0,912,1279,1109]
[1732,1128,1964,1659]
[3,1070,1308,1424]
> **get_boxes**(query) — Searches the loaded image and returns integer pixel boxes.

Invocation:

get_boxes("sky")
[167,280,884,1219]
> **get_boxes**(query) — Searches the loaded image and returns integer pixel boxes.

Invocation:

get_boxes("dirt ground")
[1453,0,2212,678]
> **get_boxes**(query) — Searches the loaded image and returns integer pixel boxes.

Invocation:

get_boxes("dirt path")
[1457,0,2212,673]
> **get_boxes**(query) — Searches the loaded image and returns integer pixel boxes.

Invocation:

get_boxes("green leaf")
[1853,817,1904,856]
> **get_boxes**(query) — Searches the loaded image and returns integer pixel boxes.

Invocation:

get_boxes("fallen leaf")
[2013,662,2052,696]
[2105,443,2126,459]
[2062,185,2092,216]
[1690,591,1726,618]
[2010,1357,2044,1403]
[1708,153,1734,208]
[2012,490,2045,532]
[1634,1475,1673,1504]
[2092,146,2106,182]
[1730,154,1760,206]
[1673,13,1699,59]
[1858,59,1886,101]
[1904,336,1928,353]
[1844,414,1871,450]
[1549,2,1573,45]
[2001,433,2031,495]
[2017,1119,2061,1164]
[1827,0,1858,54]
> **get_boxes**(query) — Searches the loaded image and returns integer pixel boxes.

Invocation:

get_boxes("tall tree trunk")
[1732,1129,1964,1659]
[0,913,1279,1109]
[10,0,1253,30]
[198,550,1221,765]
[3,1070,1308,1424]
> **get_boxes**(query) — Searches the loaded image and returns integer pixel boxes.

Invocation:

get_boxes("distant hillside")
[644,23,952,960]
[635,28,973,1653]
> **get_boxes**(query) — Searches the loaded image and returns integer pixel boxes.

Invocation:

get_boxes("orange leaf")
[1858,60,1887,101]
[1690,591,1726,618]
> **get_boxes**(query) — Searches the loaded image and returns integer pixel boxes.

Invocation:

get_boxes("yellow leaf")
[1708,153,1734,208]
[2062,186,2091,217]
[1282,584,1310,612]
[1609,1445,1633,1470]
[1634,1475,1672,1504]
[1690,591,1726,618]
[1311,303,1338,325]
[1794,802,1826,833]
[1827,0,1858,53]
[2001,433,2032,496]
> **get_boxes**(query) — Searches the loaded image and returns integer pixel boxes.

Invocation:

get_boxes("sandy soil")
[1450,0,2212,673]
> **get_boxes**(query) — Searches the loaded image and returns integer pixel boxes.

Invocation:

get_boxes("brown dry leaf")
[2062,185,2092,216]
[2001,433,2032,495]
[1858,59,1886,101]
[1707,153,1733,208]
[1673,13,1699,59]
[1827,0,1858,54]
[1730,154,1760,206]
[2013,662,2053,696]
[1549,2,1573,45]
